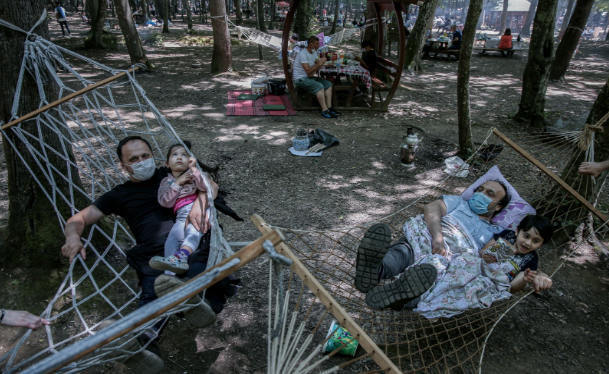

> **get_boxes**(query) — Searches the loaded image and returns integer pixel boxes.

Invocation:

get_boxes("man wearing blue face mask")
[61,136,241,373]
[355,181,509,310]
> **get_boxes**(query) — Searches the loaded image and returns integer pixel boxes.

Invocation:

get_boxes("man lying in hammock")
[60,136,241,372]
[354,181,553,318]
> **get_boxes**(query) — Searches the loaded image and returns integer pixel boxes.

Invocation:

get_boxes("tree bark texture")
[500,0,508,32]
[268,0,275,29]
[163,0,170,32]
[184,0,193,29]
[86,0,107,48]
[457,0,484,157]
[234,0,243,25]
[558,0,575,36]
[86,0,99,21]
[514,0,559,128]
[363,1,376,41]
[210,0,233,73]
[549,0,594,81]
[0,0,83,268]
[113,0,154,69]
[256,0,267,32]
[330,0,339,34]
[293,0,311,39]
[142,0,149,23]
[586,76,609,125]
[520,0,538,36]
[403,0,440,72]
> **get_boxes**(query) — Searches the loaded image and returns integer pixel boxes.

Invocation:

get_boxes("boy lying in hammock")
[354,181,553,318]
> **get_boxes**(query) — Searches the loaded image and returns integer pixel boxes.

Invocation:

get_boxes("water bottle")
[517,35,521,42]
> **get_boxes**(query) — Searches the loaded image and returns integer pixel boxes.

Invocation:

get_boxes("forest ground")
[1,13,608,374]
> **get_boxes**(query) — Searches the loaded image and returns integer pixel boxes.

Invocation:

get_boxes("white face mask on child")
[126,158,156,181]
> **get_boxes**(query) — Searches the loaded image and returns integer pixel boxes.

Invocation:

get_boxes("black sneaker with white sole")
[365,264,437,310]
[354,223,392,293]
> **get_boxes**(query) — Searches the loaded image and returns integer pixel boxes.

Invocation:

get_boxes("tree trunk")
[520,0,538,36]
[86,0,99,20]
[142,0,149,23]
[363,1,376,42]
[403,0,440,72]
[0,0,83,268]
[500,0,508,32]
[513,0,559,128]
[185,0,193,29]
[549,0,594,81]
[235,0,243,25]
[256,0,267,32]
[163,0,170,32]
[457,0,484,157]
[268,0,275,29]
[86,0,107,48]
[329,0,339,34]
[210,0,233,73]
[293,0,311,38]
[558,0,575,36]
[113,0,154,69]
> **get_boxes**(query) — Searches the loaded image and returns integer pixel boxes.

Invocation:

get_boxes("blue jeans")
[59,21,71,36]
[164,203,205,256]
[379,236,414,280]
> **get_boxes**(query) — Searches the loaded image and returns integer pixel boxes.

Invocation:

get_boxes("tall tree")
[457,0,484,157]
[329,0,339,33]
[363,1,376,41]
[142,0,150,23]
[500,0,509,31]
[86,0,107,48]
[235,0,243,25]
[520,0,538,36]
[184,0,193,29]
[0,0,83,268]
[256,0,267,32]
[210,0,233,72]
[163,0,170,32]
[403,0,441,72]
[113,0,155,69]
[293,0,311,38]
[558,0,575,36]
[549,0,595,81]
[513,0,559,128]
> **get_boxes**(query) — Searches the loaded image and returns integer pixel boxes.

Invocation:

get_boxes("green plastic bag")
[321,320,359,356]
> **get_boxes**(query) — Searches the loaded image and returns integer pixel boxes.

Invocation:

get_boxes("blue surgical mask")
[468,192,493,215]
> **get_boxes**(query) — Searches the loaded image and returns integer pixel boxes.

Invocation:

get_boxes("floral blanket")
[402,215,512,319]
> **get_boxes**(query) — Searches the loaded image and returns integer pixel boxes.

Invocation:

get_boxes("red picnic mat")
[226,90,297,116]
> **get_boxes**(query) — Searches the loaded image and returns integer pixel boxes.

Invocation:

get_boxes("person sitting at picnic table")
[499,28,513,57]
[354,40,378,75]
[422,29,433,58]
[292,35,341,119]
[449,24,461,61]
[81,12,91,25]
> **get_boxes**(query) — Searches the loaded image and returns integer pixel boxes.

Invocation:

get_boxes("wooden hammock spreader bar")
[23,229,284,374]
[493,128,609,223]
[252,214,401,374]
[1,67,140,131]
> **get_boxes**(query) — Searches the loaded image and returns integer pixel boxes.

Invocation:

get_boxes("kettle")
[400,127,421,168]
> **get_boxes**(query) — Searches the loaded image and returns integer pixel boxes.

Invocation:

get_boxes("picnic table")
[426,38,459,61]
[320,64,372,108]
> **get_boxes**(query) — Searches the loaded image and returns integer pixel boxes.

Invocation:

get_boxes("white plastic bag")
[443,156,469,177]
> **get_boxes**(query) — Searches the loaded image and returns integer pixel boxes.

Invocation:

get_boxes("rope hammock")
[2,11,608,374]
[0,10,245,373]
[253,125,609,373]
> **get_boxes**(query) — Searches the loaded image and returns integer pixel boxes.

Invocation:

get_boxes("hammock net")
[2,11,608,374]
[255,125,609,373]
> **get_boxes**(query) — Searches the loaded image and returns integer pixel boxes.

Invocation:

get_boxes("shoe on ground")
[365,264,437,310]
[328,107,342,116]
[149,255,189,274]
[354,223,392,293]
[321,110,336,118]
[154,274,217,328]
[98,319,165,374]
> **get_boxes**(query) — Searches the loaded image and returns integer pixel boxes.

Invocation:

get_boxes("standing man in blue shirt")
[54,1,71,38]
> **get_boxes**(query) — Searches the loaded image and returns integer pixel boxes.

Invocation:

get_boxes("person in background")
[422,29,433,58]
[499,28,513,57]
[0,309,50,330]
[54,1,71,38]
[448,24,461,61]
[354,40,378,75]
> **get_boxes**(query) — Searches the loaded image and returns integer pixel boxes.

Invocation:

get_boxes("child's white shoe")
[149,255,189,274]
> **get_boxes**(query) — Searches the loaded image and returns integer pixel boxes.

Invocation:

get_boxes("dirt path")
[1,14,608,374]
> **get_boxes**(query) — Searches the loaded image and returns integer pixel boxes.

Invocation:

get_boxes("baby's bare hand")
[188,157,197,170]
[175,172,193,186]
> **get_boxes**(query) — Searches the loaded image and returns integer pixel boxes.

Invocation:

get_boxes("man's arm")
[61,205,106,263]
[301,56,326,77]
[578,160,609,177]
[423,199,448,256]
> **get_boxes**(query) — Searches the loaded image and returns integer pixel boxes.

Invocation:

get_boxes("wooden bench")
[475,48,521,57]
[427,48,459,61]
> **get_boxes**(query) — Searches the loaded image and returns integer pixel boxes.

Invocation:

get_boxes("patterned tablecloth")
[319,65,372,89]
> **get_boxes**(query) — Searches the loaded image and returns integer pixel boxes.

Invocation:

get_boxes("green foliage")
[153,33,165,46]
